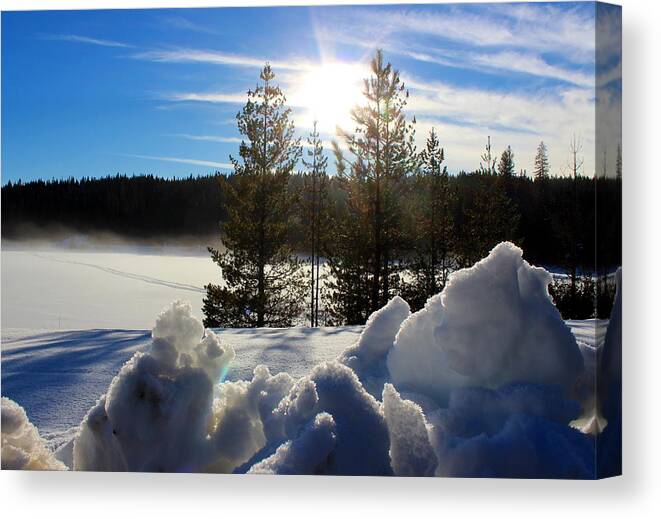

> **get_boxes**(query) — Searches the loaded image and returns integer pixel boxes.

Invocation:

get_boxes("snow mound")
[1,397,66,471]
[248,413,336,475]
[339,296,410,396]
[206,365,295,473]
[73,301,235,472]
[431,411,594,479]
[260,361,392,475]
[428,383,593,478]
[387,242,584,403]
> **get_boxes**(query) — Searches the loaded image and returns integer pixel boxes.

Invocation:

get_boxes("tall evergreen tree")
[329,50,417,322]
[203,64,305,328]
[480,135,496,175]
[497,145,515,177]
[533,141,550,179]
[302,121,329,327]
[403,128,455,310]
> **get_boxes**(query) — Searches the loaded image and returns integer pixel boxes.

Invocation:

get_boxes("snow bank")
[339,296,410,396]
[380,383,592,479]
[1,397,66,470]
[429,383,593,479]
[74,301,235,472]
[11,242,598,478]
[250,362,392,475]
[387,242,584,403]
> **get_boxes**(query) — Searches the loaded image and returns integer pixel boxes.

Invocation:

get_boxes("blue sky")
[1,2,620,184]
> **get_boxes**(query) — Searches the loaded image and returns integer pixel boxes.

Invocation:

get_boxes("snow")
[597,267,622,477]
[387,242,584,404]
[382,383,437,476]
[339,295,410,397]
[248,412,337,475]
[1,396,66,470]
[1,325,361,446]
[74,302,236,472]
[1,249,219,329]
[1,242,618,478]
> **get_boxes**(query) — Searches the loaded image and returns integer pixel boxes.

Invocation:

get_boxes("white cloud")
[169,133,242,144]
[45,34,132,48]
[342,4,595,62]
[470,51,593,88]
[121,153,233,170]
[161,91,246,104]
[403,74,595,176]
[133,48,311,71]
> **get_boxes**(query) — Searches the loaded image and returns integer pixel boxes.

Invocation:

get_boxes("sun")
[293,62,366,135]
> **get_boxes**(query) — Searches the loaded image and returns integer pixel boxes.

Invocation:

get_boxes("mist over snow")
[1,242,620,478]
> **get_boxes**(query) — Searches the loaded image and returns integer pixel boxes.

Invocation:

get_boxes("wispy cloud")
[401,74,595,176]
[168,133,243,143]
[160,91,246,104]
[44,34,133,48]
[121,153,233,170]
[133,47,311,71]
[340,34,594,88]
[471,51,594,88]
[338,4,595,62]
[160,15,221,35]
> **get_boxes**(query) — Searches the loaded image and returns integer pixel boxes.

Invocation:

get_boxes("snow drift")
[339,295,410,397]
[1,397,66,470]
[5,242,614,478]
[74,301,236,472]
[387,242,584,404]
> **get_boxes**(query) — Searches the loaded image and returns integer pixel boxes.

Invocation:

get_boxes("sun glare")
[293,62,366,135]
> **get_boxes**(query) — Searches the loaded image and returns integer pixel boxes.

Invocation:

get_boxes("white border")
[2,2,658,519]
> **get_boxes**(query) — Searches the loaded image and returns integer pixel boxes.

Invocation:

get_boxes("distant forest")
[1,170,621,272]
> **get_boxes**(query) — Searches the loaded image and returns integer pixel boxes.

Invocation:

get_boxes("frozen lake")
[1,248,221,329]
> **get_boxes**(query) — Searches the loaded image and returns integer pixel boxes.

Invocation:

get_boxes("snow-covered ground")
[1,249,219,329]
[1,243,618,477]
[1,325,362,446]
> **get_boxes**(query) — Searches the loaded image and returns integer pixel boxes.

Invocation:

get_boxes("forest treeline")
[1,51,621,325]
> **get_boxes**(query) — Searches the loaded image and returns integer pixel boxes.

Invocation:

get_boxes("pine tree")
[203,64,305,328]
[497,145,515,177]
[329,50,417,321]
[403,128,455,310]
[480,136,496,175]
[615,144,622,179]
[302,121,329,327]
[533,141,550,179]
